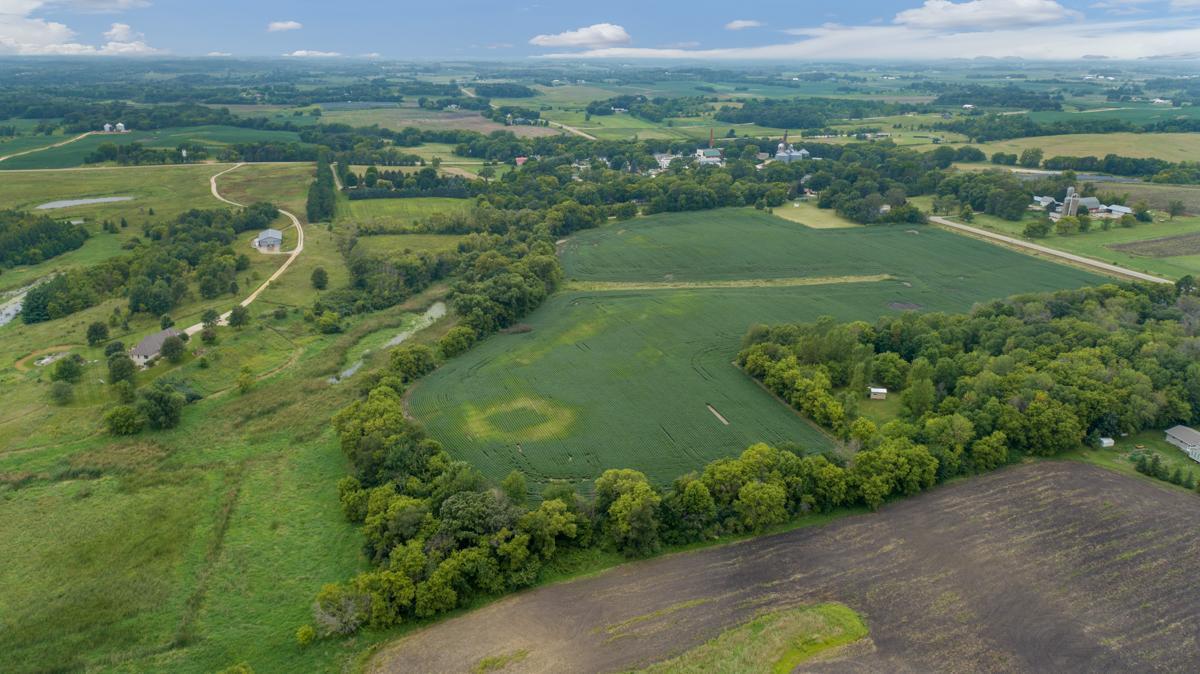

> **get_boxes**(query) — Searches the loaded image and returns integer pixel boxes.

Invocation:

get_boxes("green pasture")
[411,209,1103,488]
[0,164,232,292]
[337,196,472,229]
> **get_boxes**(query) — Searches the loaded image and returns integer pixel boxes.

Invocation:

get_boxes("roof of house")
[699,148,723,157]
[1108,204,1134,214]
[1166,425,1200,446]
[258,228,283,241]
[1079,197,1102,209]
[869,387,888,393]
[131,327,182,359]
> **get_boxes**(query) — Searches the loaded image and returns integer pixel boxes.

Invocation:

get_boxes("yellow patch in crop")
[465,396,576,442]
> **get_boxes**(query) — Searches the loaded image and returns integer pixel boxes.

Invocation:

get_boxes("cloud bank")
[0,1,160,55]
[536,1,1200,60]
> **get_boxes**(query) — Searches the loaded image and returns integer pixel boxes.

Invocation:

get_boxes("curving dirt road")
[181,164,305,336]
[370,461,1200,673]
[929,216,1171,284]
[0,131,94,163]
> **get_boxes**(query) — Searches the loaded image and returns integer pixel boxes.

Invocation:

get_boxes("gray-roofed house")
[130,327,182,367]
[255,228,283,251]
[1165,425,1200,463]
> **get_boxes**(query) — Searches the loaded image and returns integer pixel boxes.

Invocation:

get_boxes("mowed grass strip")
[563,274,891,292]
[635,603,869,674]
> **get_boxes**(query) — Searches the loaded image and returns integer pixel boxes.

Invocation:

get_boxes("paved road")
[182,163,306,336]
[929,216,1171,284]
[0,131,94,163]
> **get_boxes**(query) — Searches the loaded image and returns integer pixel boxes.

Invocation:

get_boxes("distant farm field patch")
[0,125,306,170]
[411,208,1103,488]
[972,133,1200,163]
[323,104,560,138]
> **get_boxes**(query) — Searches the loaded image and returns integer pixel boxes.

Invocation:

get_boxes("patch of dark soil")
[1109,232,1200,258]
[369,463,1200,673]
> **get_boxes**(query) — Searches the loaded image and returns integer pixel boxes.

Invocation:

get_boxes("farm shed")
[131,327,182,367]
[1165,425,1200,463]
[869,387,888,400]
[255,228,283,251]
[1100,437,1115,448]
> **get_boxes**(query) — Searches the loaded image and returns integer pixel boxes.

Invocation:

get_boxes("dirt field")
[369,462,1200,673]
[1109,232,1200,258]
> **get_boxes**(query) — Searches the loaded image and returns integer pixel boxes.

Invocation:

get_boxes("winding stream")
[328,301,447,383]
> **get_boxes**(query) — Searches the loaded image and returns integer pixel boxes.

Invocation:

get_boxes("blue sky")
[4,0,1200,59]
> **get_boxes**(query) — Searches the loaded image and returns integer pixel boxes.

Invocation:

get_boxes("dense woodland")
[739,282,1200,482]
[714,97,923,129]
[0,210,89,268]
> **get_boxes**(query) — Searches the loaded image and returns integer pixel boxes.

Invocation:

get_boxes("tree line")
[0,210,89,268]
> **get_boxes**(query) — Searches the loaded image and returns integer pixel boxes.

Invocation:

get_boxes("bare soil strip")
[706,404,730,426]
[369,462,1200,674]
[563,274,892,292]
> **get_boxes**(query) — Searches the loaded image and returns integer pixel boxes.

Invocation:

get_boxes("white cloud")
[724,19,763,30]
[267,20,302,32]
[207,51,231,56]
[529,22,631,48]
[538,15,1200,61]
[284,49,341,57]
[103,21,135,41]
[359,51,381,58]
[0,2,160,54]
[894,0,1078,30]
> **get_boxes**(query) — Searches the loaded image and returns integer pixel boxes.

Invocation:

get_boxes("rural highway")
[0,131,94,163]
[181,163,305,336]
[929,215,1171,284]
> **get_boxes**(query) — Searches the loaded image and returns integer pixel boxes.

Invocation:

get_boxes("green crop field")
[1029,104,1200,127]
[0,125,306,170]
[970,133,1200,163]
[409,209,1104,488]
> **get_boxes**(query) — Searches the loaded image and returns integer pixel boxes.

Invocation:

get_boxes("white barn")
[1165,425,1200,463]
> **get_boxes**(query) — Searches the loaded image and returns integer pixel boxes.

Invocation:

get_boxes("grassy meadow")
[337,195,471,229]
[409,209,1103,489]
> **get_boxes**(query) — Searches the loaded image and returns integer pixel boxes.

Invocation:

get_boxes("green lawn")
[411,208,1103,489]
[770,201,861,229]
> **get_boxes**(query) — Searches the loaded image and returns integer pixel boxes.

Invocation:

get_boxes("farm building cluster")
[1030,186,1134,221]
[100,122,129,133]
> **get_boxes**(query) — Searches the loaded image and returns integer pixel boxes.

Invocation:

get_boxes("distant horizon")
[5,0,1200,61]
